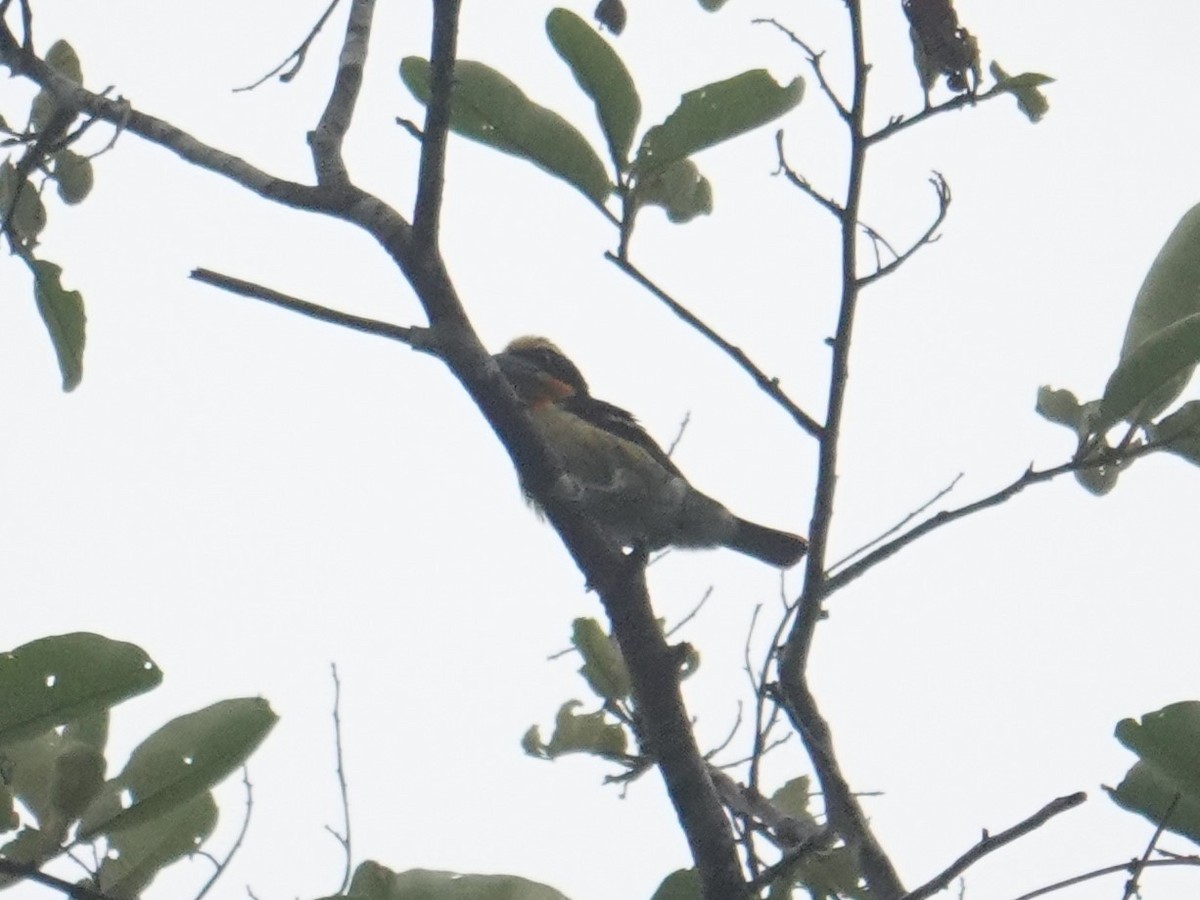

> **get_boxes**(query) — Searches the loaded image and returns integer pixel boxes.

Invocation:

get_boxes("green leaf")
[571,618,631,701]
[633,157,712,223]
[1109,702,1200,844]
[632,69,802,179]
[1099,311,1200,430]
[546,8,640,170]
[32,259,86,392]
[1148,400,1200,465]
[525,700,626,760]
[650,869,701,900]
[29,41,83,133]
[341,861,571,900]
[0,634,161,745]
[93,792,218,899]
[399,57,612,207]
[51,150,94,205]
[0,161,48,247]
[770,776,813,820]
[78,697,276,838]
[49,740,106,821]
[697,0,730,9]
[1108,203,1200,423]
[989,62,1052,123]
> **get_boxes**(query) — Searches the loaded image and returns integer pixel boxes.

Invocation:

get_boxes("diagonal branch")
[824,440,1165,597]
[857,172,950,287]
[190,269,415,343]
[412,0,459,251]
[605,253,823,438]
[866,85,1009,146]
[774,130,843,218]
[309,0,373,186]
[754,19,849,120]
[235,0,346,92]
[902,792,1087,900]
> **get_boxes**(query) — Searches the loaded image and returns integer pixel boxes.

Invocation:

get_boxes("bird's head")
[496,336,590,407]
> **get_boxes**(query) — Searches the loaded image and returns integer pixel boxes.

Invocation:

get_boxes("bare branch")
[829,472,962,572]
[858,172,951,287]
[412,0,461,250]
[194,768,256,900]
[1010,856,1200,900]
[867,84,1010,146]
[754,19,849,120]
[605,253,824,438]
[190,268,415,343]
[235,0,345,92]
[902,792,1088,900]
[774,130,843,218]
[309,0,373,186]
[1122,793,1180,900]
[325,663,354,895]
[0,859,117,900]
[824,440,1165,597]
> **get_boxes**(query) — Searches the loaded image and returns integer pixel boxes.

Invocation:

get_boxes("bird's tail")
[726,518,808,568]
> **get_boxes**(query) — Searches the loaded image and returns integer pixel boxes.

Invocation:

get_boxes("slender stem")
[412,0,460,250]
[778,2,905,895]
[605,253,823,438]
[902,792,1087,900]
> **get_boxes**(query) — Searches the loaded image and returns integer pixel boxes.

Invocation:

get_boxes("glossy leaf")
[1109,203,1200,423]
[32,260,86,392]
[523,700,626,760]
[633,70,803,178]
[634,157,712,223]
[546,8,640,169]
[52,150,94,205]
[0,161,48,247]
[0,634,160,745]
[1109,702,1200,843]
[651,869,701,900]
[79,697,276,837]
[93,792,218,899]
[400,57,611,207]
[572,618,631,701]
[1099,311,1200,430]
[1148,400,1200,465]
[340,861,570,900]
[989,62,1052,123]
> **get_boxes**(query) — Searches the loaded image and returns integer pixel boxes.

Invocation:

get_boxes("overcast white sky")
[4,2,1200,899]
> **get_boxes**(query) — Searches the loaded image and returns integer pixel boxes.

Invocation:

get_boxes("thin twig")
[190,268,414,343]
[665,585,713,638]
[1122,793,1180,900]
[605,253,823,438]
[754,19,849,120]
[867,85,1008,145]
[828,473,963,572]
[412,0,460,250]
[902,792,1087,900]
[858,172,951,287]
[194,769,256,900]
[0,860,118,900]
[665,410,691,457]
[1009,857,1200,900]
[235,0,345,92]
[824,440,1166,597]
[325,663,354,894]
[309,0,373,186]
[774,130,842,218]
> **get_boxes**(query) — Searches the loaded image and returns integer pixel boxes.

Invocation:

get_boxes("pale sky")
[4,2,1200,899]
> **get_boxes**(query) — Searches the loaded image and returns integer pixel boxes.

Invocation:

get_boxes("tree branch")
[605,253,823,439]
[866,85,1008,146]
[777,2,905,895]
[190,268,415,342]
[857,172,950,288]
[824,441,1163,597]
[235,0,345,92]
[308,0,372,186]
[412,0,459,250]
[902,792,1087,900]
[754,19,849,120]
[0,860,116,900]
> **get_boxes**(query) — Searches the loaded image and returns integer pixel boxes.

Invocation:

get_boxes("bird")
[494,335,807,568]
